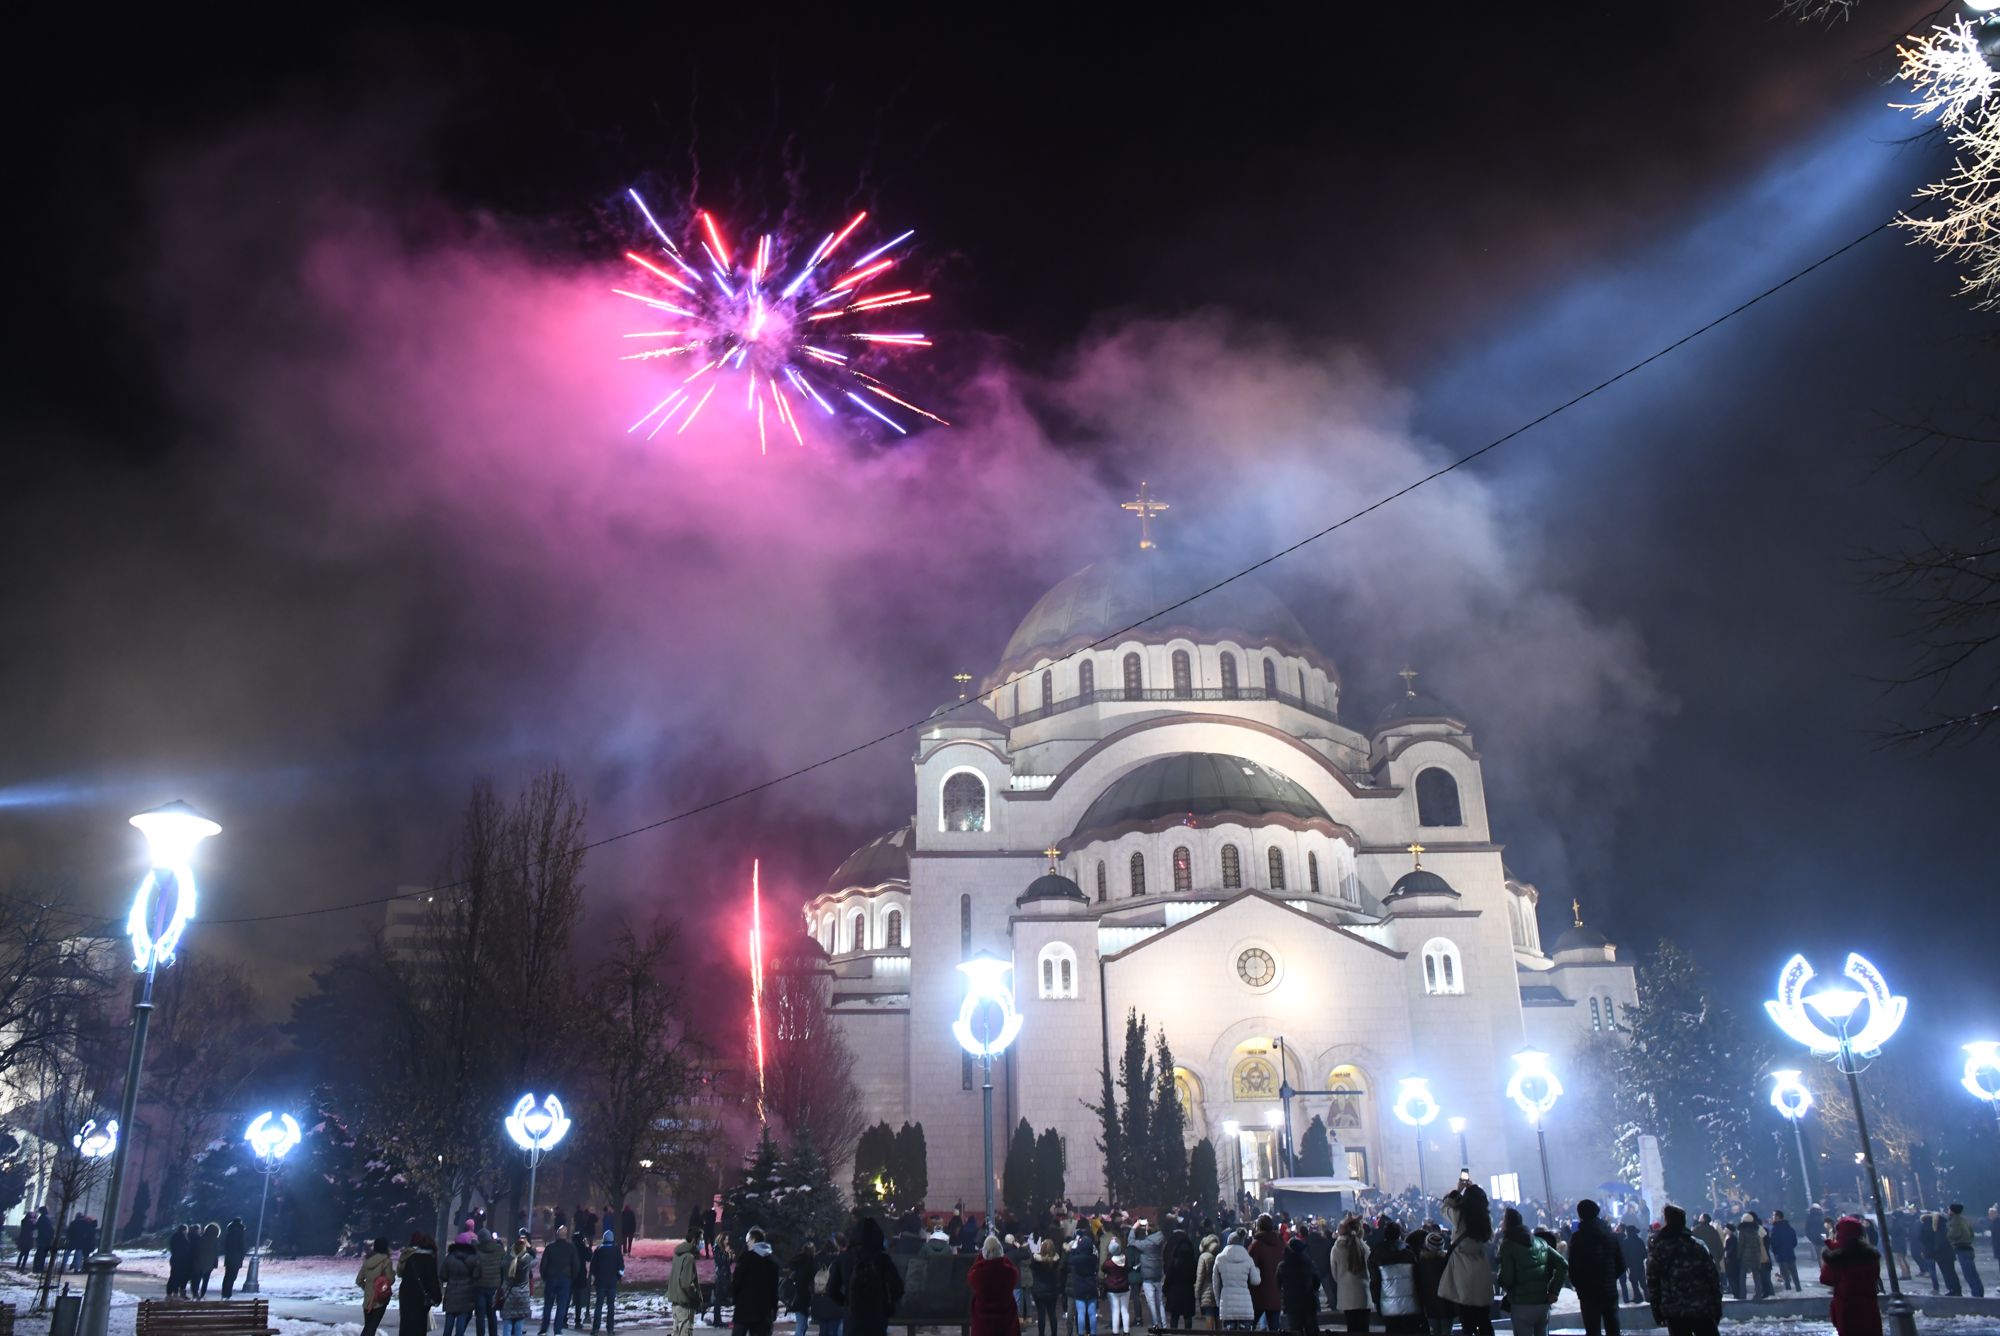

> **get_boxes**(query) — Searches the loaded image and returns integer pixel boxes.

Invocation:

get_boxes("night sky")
[4,5,1994,1071]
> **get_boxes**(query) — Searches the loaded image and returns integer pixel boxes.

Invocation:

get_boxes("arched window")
[848,911,868,952]
[1095,860,1107,903]
[1129,851,1146,897]
[1171,649,1193,698]
[1421,938,1464,996]
[1308,851,1321,894]
[1041,669,1053,708]
[1080,659,1095,698]
[1172,846,1192,894]
[941,770,988,832]
[1267,847,1286,890]
[1220,653,1239,699]
[1415,768,1464,827]
[884,909,903,949]
[1327,1065,1365,1134]
[1263,657,1280,697]
[1037,942,1079,1000]
[1221,844,1242,890]
[1123,652,1143,700]
[1589,997,1602,1031]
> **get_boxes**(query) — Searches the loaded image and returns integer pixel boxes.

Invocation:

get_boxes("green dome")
[1072,753,1329,841]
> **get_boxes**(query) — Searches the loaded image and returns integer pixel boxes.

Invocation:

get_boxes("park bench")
[135,1298,277,1336]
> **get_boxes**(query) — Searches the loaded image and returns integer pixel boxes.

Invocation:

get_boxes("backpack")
[847,1254,892,1316]
[371,1270,394,1307]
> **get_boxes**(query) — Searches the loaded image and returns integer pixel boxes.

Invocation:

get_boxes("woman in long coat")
[1213,1231,1261,1330]
[357,1238,395,1336]
[1820,1217,1884,1336]
[1438,1186,1495,1336]
[1161,1230,1199,1330]
[969,1235,1023,1336]
[399,1234,443,1336]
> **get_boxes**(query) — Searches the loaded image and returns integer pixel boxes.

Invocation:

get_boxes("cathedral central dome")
[994,549,1326,682]
[1071,752,1332,841]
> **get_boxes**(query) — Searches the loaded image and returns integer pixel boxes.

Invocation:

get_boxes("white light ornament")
[126,800,220,972]
[73,1119,118,1159]
[244,1111,302,1162]
[1963,1041,2000,1103]
[1392,1077,1441,1128]
[951,955,1023,1058]
[504,1094,571,1152]
[1507,1048,1564,1125]
[1769,1070,1815,1121]
[1764,953,1907,1058]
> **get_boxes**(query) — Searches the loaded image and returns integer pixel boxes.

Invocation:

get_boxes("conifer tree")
[1187,1139,1220,1214]
[1298,1116,1334,1177]
[892,1122,929,1208]
[1117,1012,1154,1203]
[1003,1119,1038,1218]
[1152,1033,1188,1205]
[1033,1128,1067,1214]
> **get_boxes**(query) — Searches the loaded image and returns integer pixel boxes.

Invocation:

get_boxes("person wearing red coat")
[1819,1217,1884,1336]
[970,1236,1024,1336]
[1249,1216,1287,1331]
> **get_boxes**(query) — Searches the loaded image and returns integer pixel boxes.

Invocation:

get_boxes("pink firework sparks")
[620,188,949,445]
[749,859,768,1122]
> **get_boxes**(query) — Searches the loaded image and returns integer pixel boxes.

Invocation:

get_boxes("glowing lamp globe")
[126,800,219,971]
[1507,1048,1563,1125]
[1447,1116,1467,1134]
[1765,953,1906,1057]
[1962,1041,2000,1103]
[1769,1070,1814,1121]
[244,1112,302,1162]
[73,1119,118,1160]
[1221,1119,1241,1138]
[505,1094,571,1153]
[1264,1108,1285,1129]
[1392,1077,1441,1128]
[951,955,1023,1058]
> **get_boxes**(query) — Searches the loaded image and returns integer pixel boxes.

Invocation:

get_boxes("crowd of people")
[353,1217,629,1336]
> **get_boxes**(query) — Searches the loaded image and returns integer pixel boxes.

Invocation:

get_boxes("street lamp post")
[505,1094,572,1238]
[1768,1071,1816,1210]
[951,955,1023,1234]
[81,801,220,1336]
[241,1112,302,1294]
[1764,951,1917,1336]
[73,1121,118,1232]
[1448,1117,1469,1174]
[1507,1048,1562,1219]
[1391,1078,1441,1208]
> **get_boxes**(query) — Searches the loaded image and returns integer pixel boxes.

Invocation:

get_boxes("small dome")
[1018,872,1087,905]
[1553,923,1611,954]
[1072,753,1331,841]
[995,549,1329,682]
[928,701,1005,732]
[1375,673,1468,732]
[1385,868,1460,900]
[826,824,912,894]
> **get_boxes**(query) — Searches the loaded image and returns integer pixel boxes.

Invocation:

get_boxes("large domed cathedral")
[804,519,1635,1209]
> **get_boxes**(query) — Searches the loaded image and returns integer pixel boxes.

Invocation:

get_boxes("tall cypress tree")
[1187,1139,1220,1214]
[1033,1128,1067,1214]
[1298,1116,1334,1177]
[1002,1119,1038,1217]
[1152,1033,1188,1205]
[1117,1011,1154,1205]
[1093,1057,1124,1207]
[892,1122,929,1208]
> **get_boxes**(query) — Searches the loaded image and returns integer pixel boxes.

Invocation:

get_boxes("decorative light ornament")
[1764,953,1907,1057]
[1447,1116,1466,1134]
[244,1112,302,1162]
[73,1120,118,1159]
[126,800,220,971]
[1392,1077,1441,1127]
[504,1094,571,1152]
[951,956,1023,1058]
[1769,1070,1815,1121]
[1963,1041,2000,1103]
[1507,1048,1563,1125]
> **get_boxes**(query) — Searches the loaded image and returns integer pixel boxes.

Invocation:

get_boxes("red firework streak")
[620,189,949,449]
[749,859,768,1122]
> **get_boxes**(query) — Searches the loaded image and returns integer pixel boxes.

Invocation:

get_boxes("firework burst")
[618,189,949,450]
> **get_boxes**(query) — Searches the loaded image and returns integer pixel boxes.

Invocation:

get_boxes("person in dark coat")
[164,1223,188,1295]
[1767,1212,1800,1293]
[1026,1239,1064,1336]
[1411,1231,1451,1336]
[1162,1229,1199,1329]
[713,1237,737,1327]
[1567,1200,1626,1336]
[400,1234,443,1336]
[14,1209,35,1269]
[1617,1225,1648,1304]
[34,1209,54,1277]
[1067,1232,1100,1336]
[733,1227,783,1336]
[442,1233,485,1336]
[968,1235,1022,1336]
[1721,1226,1742,1302]
[788,1240,820,1336]
[222,1218,248,1298]
[539,1226,579,1335]
[1645,1207,1721,1336]
[830,1218,904,1336]
[1819,1217,1883,1336]
[476,1228,509,1336]
[589,1230,624,1333]
[193,1222,221,1298]
[1276,1237,1321,1336]
[619,1207,638,1257]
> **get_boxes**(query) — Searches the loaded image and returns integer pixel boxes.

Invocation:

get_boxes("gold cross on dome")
[1121,481,1170,550]
[1407,841,1425,869]
[952,671,972,700]
[1044,845,1061,872]
[1572,897,1584,928]
[1398,666,1419,697]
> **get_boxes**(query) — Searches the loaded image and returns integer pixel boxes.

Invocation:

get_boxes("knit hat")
[604,1230,616,1246]
[457,1231,477,1245]
[1834,1217,1866,1246]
